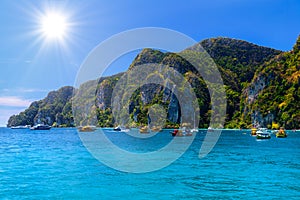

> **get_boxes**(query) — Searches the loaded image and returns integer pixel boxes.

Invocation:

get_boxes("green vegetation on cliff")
[7,36,300,129]
[236,35,300,129]
[200,38,282,86]
[7,86,74,127]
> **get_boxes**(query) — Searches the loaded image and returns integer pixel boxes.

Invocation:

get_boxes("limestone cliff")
[240,35,300,129]
[9,36,298,129]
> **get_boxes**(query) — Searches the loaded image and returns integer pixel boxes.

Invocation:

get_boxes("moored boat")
[191,128,198,133]
[140,126,149,134]
[171,127,192,137]
[113,126,121,131]
[11,125,31,129]
[151,126,162,132]
[113,126,130,132]
[256,128,271,139]
[207,127,214,132]
[191,112,198,133]
[30,124,51,130]
[78,125,96,132]
[171,129,182,137]
[182,126,192,136]
[251,128,257,136]
[276,127,287,138]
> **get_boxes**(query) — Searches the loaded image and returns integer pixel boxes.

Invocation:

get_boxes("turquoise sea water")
[0,128,299,199]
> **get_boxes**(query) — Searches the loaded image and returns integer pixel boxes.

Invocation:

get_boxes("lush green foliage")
[201,37,282,86]
[8,36,300,129]
[238,36,300,129]
[7,86,74,127]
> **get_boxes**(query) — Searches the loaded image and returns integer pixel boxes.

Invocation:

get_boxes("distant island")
[7,36,300,129]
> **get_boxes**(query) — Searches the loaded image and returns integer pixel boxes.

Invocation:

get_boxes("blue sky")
[0,0,299,126]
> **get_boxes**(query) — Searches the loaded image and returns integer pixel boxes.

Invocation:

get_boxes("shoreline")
[4,127,300,131]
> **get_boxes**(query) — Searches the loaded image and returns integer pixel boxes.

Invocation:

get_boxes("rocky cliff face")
[8,36,299,129]
[7,86,74,127]
[103,37,282,128]
[200,37,282,85]
[126,50,207,126]
[95,73,123,110]
[240,35,300,129]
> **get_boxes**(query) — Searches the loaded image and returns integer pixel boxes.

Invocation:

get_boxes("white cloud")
[0,96,32,107]
[20,88,48,93]
[1,88,48,93]
[1,88,9,92]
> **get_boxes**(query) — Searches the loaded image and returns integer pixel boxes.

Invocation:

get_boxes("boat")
[251,128,257,136]
[191,112,198,133]
[276,127,287,138]
[171,129,182,137]
[30,124,51,130]
[171,127,192,137]
[182,126,192,136]
[151,126,162,132]
[191,128,198,133]
[207,127,214,132]
[113,125,130,132]
[78,125,96,132]
[256,128,271,139]
[140,119,150,134]
[11,125,31,129]
[140,126,149,134]
[185,130,193,136]
[113,126,121,131]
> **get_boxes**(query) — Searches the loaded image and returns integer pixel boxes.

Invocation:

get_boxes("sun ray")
[16,1,87,87]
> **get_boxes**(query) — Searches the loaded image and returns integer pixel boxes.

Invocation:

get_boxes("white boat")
[30,124,51,130]
[120,127,130,132]
[11,125,31,129]
[113,126,121,131]
[113,126,130,132]
[256,128,271,139]
[208,127,214,132]
[191,128,198,133]
[171,128,192,137]
[191,112,198,133]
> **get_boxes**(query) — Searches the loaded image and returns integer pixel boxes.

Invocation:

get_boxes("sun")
[40,12,68,40]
